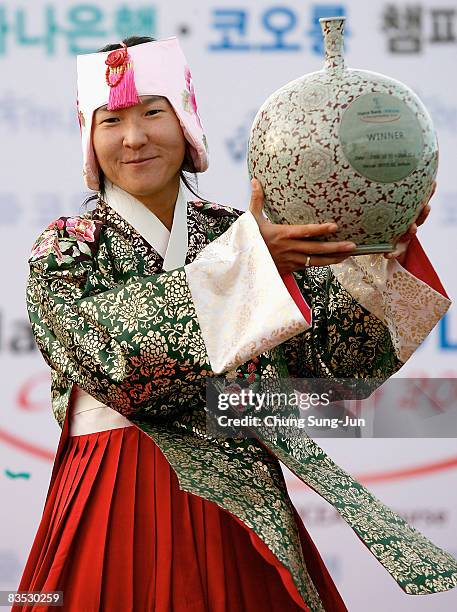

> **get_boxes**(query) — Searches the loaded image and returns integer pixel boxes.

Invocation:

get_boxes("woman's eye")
[101,110,160,124]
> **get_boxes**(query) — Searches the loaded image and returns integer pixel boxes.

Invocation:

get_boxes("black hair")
[83,35,208,209]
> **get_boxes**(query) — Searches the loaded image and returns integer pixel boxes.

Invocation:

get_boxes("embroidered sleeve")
[27,213,309,421]
[330,237,450,363]
[281,238,451,382]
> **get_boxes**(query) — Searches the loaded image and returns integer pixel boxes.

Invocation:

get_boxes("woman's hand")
[384,181,436,266]
[249,178,356,275]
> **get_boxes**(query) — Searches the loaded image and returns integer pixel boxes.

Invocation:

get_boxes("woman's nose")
[122,124,149,149]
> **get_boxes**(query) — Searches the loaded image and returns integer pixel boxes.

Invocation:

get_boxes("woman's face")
[92,94,186,198]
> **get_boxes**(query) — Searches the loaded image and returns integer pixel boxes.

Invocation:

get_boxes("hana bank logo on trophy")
[247,16,437,254]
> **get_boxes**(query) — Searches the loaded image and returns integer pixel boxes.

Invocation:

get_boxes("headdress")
[76,37,208,190]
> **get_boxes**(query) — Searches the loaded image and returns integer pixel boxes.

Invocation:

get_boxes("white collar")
[103,179,188,271]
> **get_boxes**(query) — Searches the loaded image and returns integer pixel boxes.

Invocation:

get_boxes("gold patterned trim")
[331,255,451,362]
[185,211,311,373]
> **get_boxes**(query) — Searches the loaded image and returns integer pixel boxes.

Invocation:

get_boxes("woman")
[15,35,457,611]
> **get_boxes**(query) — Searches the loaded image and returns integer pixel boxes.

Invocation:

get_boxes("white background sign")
[1,1,456,609]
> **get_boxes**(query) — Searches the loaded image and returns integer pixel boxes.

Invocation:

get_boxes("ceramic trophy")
[247,16,438,253]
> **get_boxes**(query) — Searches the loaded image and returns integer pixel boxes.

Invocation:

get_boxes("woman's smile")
[123,156,159,167]
[92,95,186,213]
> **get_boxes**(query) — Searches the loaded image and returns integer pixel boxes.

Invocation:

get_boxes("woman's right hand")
[249,177,357,275]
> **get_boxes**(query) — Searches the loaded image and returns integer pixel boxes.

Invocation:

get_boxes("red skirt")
[14,426,347,611]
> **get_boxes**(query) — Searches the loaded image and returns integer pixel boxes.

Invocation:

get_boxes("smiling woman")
[86,37,206,213]
[15,31,457,612]
[92,93,187,230]
[16,35,338,612]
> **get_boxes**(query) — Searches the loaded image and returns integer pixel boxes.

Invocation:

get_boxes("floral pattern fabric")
[26,197,457,608]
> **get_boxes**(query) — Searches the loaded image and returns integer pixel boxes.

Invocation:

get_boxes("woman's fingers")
[248,178,266,222]
[415,203,431,227]
[398,223,417,242]
[285,222,338,239]
[273,241,356,273]
[411,182,435,228]
[283,237,357,255]
[385,242,409,259]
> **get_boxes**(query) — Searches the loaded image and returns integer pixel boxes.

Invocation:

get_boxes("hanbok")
[14,178,457,611]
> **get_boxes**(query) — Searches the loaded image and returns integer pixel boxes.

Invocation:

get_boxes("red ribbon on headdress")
[105,42,140,110]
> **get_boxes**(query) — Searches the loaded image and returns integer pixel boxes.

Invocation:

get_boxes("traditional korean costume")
[16,175,457,611]
[15,34,457,612]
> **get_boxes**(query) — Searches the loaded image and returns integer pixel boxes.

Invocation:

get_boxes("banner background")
[1,1,456,609]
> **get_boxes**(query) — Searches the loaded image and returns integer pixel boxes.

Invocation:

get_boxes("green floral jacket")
[26,197,457,611]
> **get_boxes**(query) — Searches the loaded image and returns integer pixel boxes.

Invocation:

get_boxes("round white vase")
[247,16,438,253]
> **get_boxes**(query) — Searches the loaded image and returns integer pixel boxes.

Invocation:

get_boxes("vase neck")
[320,17,346,73]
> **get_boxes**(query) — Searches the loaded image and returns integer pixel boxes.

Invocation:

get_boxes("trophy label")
[339,93,424,183]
